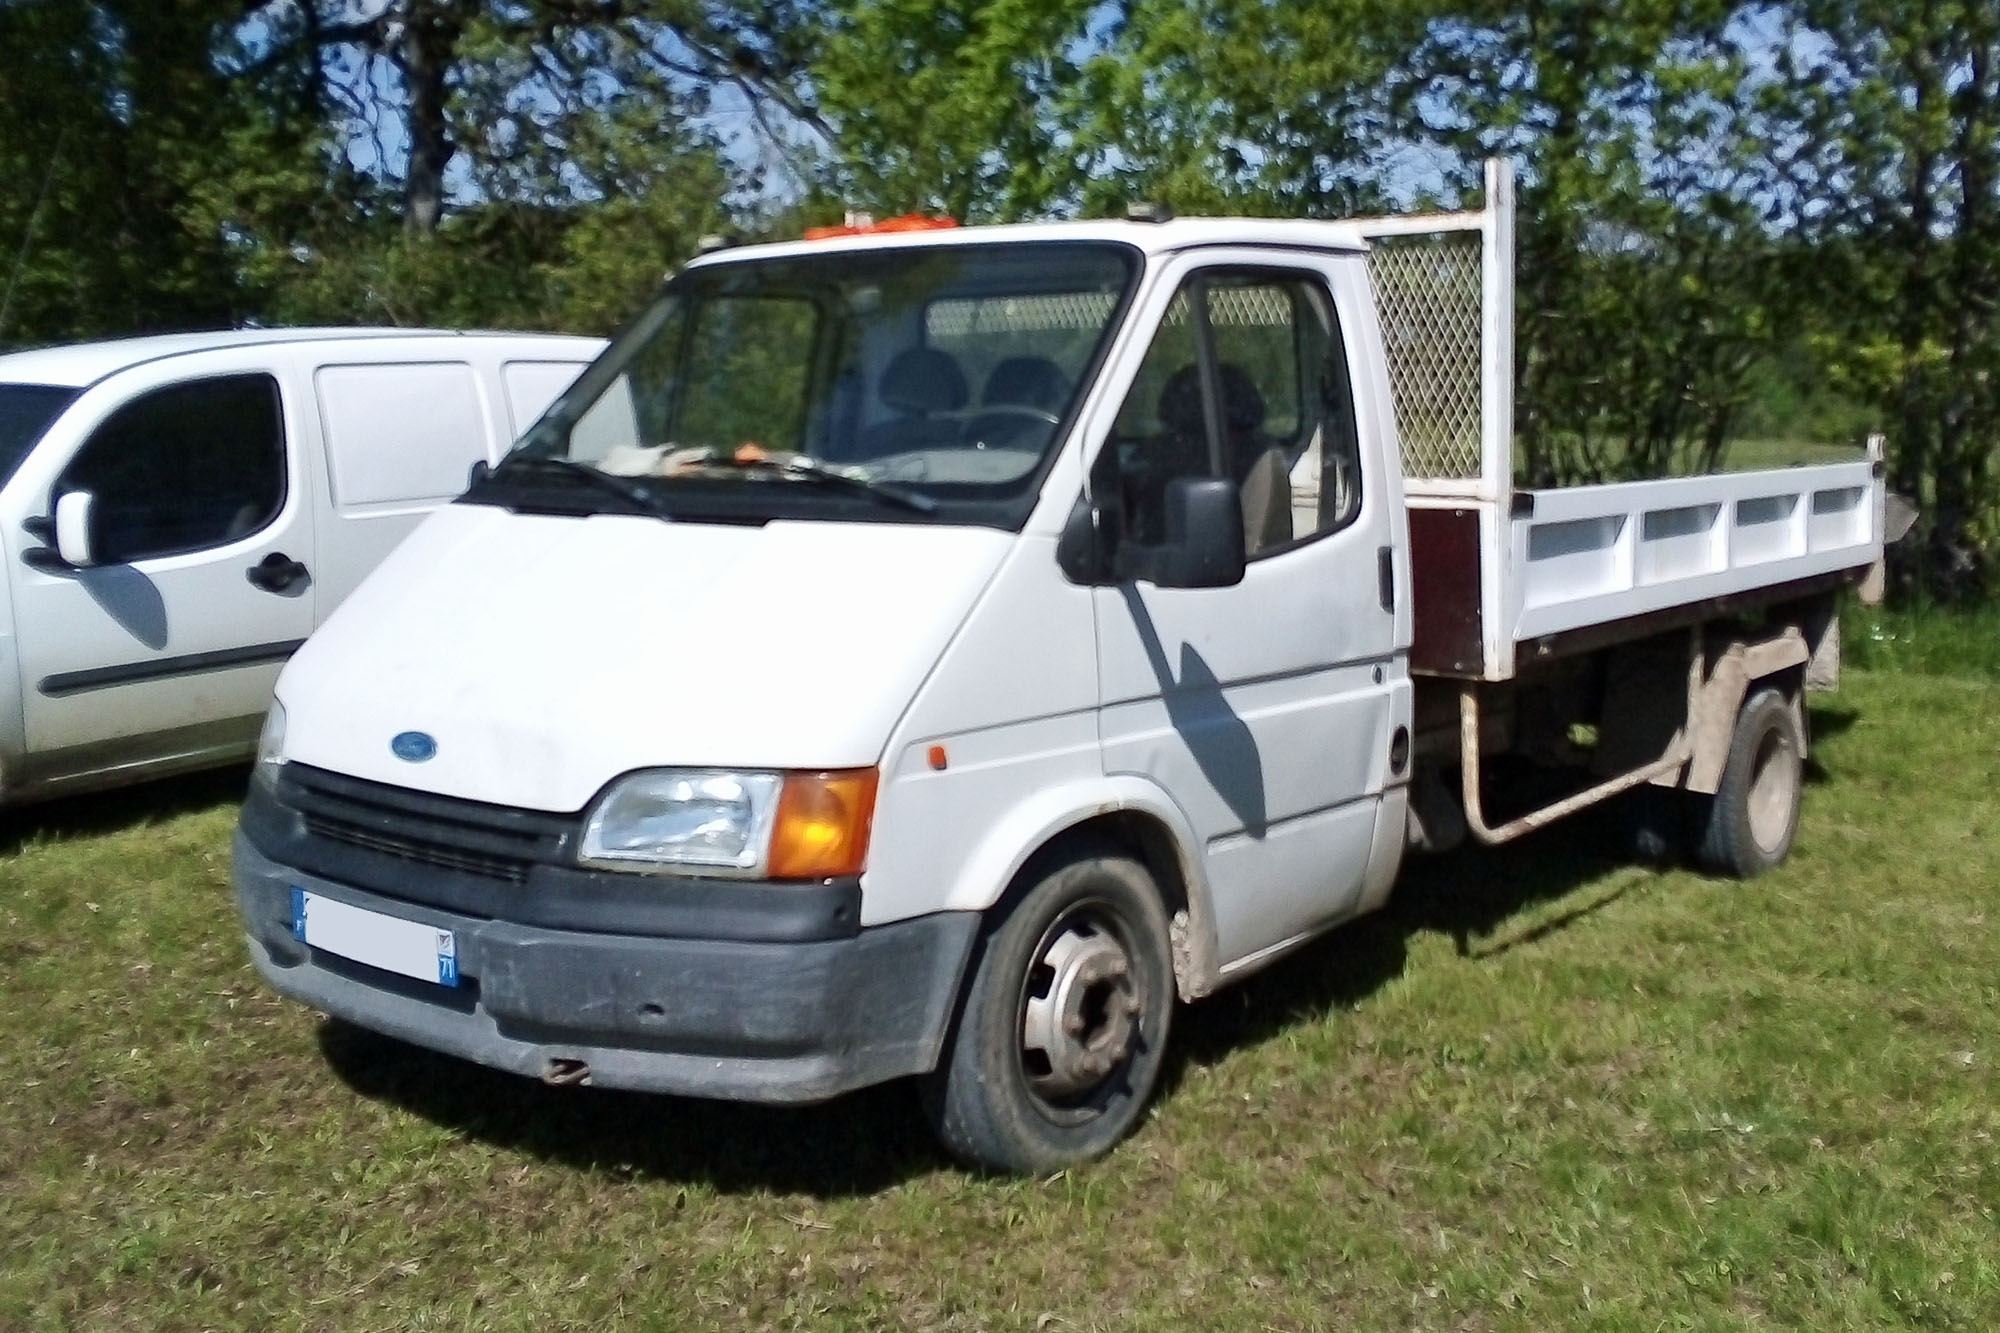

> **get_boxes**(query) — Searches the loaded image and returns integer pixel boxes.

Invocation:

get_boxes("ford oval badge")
[391,731,437,763]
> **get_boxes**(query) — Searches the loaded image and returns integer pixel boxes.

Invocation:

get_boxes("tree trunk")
[401,1,464,234]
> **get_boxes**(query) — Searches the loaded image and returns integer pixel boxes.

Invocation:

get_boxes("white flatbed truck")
[232,162,1885,1172]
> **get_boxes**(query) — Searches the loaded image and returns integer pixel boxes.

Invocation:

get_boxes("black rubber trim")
[280,763,575,870]
[39,638,305,698]
[240,781,862,942]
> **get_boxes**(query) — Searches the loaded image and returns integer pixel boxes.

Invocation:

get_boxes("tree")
[0,0,257,346]
[1768,0,2000,599]
[1402,0,1786,483]
[809,0,1098,220]
[1061,0,1436,218]
[233,1,821,234]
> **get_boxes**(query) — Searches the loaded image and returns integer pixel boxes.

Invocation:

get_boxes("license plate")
[292,888,458,987]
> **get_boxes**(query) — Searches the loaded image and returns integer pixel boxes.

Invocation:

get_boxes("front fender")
[937,773,1225,999]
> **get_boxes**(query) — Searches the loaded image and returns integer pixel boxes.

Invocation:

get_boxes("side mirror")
[1156,476,1247,587]
[54,490,96,568]
[1119,477,1246,589]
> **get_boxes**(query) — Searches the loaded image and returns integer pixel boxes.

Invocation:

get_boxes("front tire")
[921,846,1174,1174]
[1695,685,1804,877]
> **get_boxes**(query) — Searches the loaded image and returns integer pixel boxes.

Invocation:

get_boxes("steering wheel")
[959,404,1062,451]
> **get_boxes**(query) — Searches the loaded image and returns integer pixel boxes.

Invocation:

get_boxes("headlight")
[580,767,878,879]
[581,769,783,875]
[254,702,287,787]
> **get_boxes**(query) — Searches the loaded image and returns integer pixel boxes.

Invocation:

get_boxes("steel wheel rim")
[1746,722,1799,853]
[1017,900,1143,1110]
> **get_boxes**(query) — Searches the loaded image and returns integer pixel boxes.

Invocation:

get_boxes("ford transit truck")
[232,163,1886,1172]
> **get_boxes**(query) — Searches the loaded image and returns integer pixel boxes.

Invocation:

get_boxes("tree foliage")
[1,0,1997,598]
[1766,0,2000,596]
[0,0,255,343]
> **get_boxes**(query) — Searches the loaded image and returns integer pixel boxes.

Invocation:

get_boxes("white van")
[0,328,603,804]
[235,173,1883,1172]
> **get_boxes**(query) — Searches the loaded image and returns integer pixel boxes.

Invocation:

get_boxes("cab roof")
[687,216,1372,272]
[0,327,603,390]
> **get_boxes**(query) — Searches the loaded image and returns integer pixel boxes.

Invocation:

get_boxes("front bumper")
[234,830,980,1104]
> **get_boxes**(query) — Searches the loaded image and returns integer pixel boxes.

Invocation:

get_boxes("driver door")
[1090,256,1407,967]
[4,361,316,788]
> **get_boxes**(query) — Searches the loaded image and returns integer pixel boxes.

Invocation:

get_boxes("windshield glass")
[0,384,80,490]
[488,241,1138,527]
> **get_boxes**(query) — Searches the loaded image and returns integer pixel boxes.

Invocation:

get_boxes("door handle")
[1377,545,1395,612]
[247,552,310,594]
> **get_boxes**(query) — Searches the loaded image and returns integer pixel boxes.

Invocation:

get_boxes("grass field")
[4,660,1998,1330]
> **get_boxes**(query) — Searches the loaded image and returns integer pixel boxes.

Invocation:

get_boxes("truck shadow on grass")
[317,1019,950,1195]
[1162,813,1645,1091]
[315,702,1857,1195]
[0,764,249,859]
[315,786,1697,1196]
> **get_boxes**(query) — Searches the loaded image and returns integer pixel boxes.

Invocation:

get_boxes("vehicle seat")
[981,356,1070,413]
[863,347,969,457]
[1156,363,1292,554]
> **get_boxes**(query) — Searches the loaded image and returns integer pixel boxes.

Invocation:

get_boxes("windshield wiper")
[713,452,940,515]
[489,454,677,519]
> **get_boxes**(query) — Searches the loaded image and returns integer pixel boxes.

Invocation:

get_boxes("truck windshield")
[0,384,80,490]
[488,241,1138,527]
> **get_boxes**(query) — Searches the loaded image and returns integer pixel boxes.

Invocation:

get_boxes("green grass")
[5,665,2000,1329]
[1718,437,1869,472]
[1846,604,2000,680]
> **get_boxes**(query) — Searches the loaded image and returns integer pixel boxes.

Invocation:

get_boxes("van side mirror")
[54,490,97,568]
[1118,477,1246,589]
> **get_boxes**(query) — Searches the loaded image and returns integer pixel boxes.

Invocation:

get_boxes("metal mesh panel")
[926,292,1117,338]
[1206,286,1292,326]
[1366,232,1485,481]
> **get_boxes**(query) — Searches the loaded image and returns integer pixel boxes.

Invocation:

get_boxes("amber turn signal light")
[768,769,879,879]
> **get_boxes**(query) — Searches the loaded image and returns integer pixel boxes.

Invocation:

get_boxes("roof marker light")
[804,213,962,241]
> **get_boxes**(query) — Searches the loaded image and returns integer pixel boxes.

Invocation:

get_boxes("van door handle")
[247,552,310,594]
[1377,545,1395,612]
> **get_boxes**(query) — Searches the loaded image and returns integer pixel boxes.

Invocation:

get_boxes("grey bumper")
[235,832,980,1104]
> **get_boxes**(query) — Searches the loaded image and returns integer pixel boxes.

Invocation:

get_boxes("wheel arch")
[940,776,1223,1001]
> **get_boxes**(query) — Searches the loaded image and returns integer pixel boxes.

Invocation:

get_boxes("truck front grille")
[278,764,576,887]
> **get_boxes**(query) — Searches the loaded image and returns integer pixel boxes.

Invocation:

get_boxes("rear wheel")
[1696,685,1804,877]
[921,846,1174,1174]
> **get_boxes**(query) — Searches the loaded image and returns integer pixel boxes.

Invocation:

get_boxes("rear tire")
[1695,685,1803,877]
[920,846,1174,1174]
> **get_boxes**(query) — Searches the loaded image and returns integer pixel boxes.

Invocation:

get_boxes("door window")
[59,374,286,564]
[1103,270,1362,558]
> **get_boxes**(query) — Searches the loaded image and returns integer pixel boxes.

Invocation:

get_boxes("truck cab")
[234,176,1883,1172]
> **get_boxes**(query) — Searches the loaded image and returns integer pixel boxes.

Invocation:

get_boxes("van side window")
[60,374,286,564]
[1102,271,1363,559]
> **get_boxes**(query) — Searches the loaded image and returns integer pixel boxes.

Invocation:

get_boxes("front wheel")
[921,846,1174,1173]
